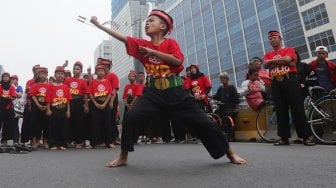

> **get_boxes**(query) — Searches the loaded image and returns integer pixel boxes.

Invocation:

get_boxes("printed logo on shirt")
[269,54,290,77]
[56,89,64,97]
[70,82,78,89]
[70,82,80,95]
[97,84,105,92]
[127,89,133,95]
[145,64,171,77]
[1,90,10,98]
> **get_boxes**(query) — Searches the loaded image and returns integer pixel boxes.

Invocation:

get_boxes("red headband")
[129,70,137,76]
[149,10,174,34]
[268,31,282,38]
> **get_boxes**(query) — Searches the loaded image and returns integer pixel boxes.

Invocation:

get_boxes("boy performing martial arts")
[90,9,246,167]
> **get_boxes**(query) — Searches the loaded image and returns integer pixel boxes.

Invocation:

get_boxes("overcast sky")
[0,0,111,86]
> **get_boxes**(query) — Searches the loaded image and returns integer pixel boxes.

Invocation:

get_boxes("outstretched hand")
[90,16,100,26]
[139,46,155,57]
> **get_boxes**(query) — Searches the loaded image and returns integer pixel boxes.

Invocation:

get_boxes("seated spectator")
[240,69,266,111]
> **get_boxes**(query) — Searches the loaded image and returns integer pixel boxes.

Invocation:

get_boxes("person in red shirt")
[64,61,89,149]
[87,64,114,149]
[0,72,17,145]
[137,72,146,92]
[263,30,315,146]
[122,70,141,114]
[91,9,246,167]
[46,66,72,150]
[29,67,50,149]
[186,64,212,112]
[98,58,120,146]
[21,64,41,144]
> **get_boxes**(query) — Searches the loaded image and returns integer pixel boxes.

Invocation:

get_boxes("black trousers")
[0,108,14,142]
[121,86,229,159]
[30,102,48,139]
[271,73,312,139]
[48,107,68,148]
[20,103,32,143]
[90,105,112,147]
[69,98,84,144]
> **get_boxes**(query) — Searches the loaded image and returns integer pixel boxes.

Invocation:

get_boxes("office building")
[158,0,336,90]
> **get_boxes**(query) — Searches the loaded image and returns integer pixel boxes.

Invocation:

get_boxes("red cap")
[38,67,48,73]
[11,75,18,80]
[32,64,41,71]
[129,70,137,76]
[268,30,282,38]
[95,64,105,70]
[149,9,174,34]
[74,61,83,69]
[55,66,65,73]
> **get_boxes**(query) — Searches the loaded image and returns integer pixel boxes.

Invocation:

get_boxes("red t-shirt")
[122,83,142,99]
[186,76,211,103]
[87,79,112,102]
[104,72,119,90]
[46,84,72,108]
[0,85,16,99]
[126,37,184,78]
[138,83,146,94]
[264,47,297,77]
[186,76,211,94]
[64,77,88,96]
[29,82,51,103]
[25,79,35,95]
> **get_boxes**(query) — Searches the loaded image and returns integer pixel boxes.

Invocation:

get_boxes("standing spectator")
[186,64,212,112]
[11,75,24,144]
[0,72,16,145]
[29,67,50,149]
[87,64,114,149]
[99,58,120,146]
[64,61,89,149]
[21,64,40,144]
[308,46,336,92]
[46,66,72,150]
[240,69,266,111]
[90,9,246,167]
[263,30,315,146]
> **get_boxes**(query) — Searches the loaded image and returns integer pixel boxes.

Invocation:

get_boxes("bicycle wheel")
[308,95,336,144]
[256,103,280,143]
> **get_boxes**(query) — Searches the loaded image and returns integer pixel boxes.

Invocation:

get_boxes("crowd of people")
[2,8,336,167]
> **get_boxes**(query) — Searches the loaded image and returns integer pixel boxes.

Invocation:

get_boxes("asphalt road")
[0,142,335,188]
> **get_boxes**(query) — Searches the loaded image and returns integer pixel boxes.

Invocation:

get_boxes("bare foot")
[107,144,115,148]
[59,146,67,150]
[50,146,58,151]
[227,153,246,165]
[105,151,128,168]
[105,158,127,168]
[226,148,246,165]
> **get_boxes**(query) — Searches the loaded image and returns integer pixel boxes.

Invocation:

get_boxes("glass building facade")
[162,0,336,90]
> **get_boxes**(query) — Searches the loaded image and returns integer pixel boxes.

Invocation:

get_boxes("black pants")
[110,93,119,142]
[90,105,112,147]
[271,73,312,139]
[69,98,84,144]
[0,108,14,142]
[48,107,68,148]
[20,103,32,143]
[30,102,48,140]
[121,86,229,159]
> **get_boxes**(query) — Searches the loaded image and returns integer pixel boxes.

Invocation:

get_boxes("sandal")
[303,139,315,146]
[274,139,290,146]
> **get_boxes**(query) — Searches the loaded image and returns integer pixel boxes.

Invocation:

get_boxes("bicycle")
[207,100,236,141]
[256,86,336,144]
